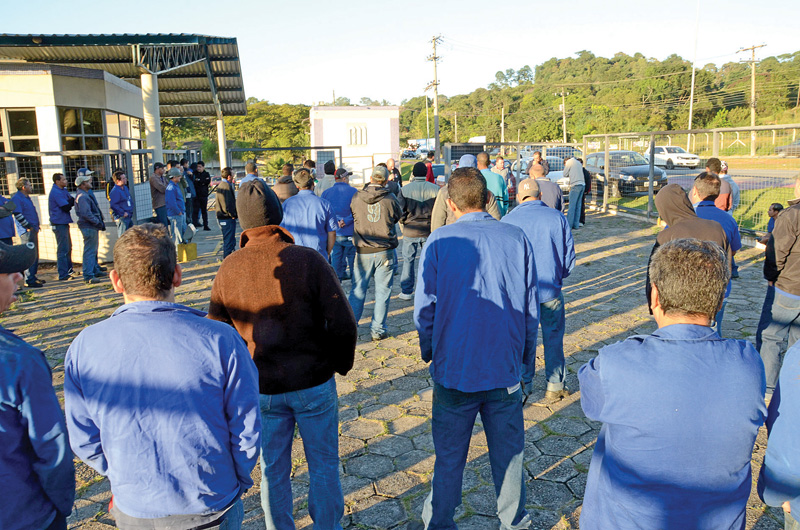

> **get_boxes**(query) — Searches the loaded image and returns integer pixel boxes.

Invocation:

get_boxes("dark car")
[775,140,800,157]
[401,149,417,159]
[584,151,668,197]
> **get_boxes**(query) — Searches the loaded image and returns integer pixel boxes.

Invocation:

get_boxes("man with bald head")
[529,163,563,211]
[386,158,403,189]
[503,178,575,403]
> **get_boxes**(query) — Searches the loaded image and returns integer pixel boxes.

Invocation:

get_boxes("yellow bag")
[177,243,197,262]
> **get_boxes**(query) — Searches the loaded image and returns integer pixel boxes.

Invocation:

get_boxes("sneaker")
[58,275,73,281]
[543,388,570,404]
[731,271,740,279]
[398,292,414,301]
[371,331,389,341]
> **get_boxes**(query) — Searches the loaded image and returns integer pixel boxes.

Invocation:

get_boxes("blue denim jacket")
[0,325,75,529]
[502,200,576,303]
[414,211,539,392]
[579,324,766,530]
[65,301,261,518]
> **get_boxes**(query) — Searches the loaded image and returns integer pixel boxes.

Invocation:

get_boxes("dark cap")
[237,180,284,230]
[0,241,36,274]
[335,168,352,179]
[371,166,389,183]
[412,162,428,177]
[154,162,166,170]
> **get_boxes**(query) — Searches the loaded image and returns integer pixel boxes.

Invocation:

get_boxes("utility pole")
[556,88,569,143]
[332,90,335,105]
[425,96,430,142]
[500,105,505,154]
[426,35,443,162]
[738,43,766,156]
[686,0,700,151]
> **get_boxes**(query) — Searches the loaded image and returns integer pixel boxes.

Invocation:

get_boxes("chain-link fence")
[583,124,800,235]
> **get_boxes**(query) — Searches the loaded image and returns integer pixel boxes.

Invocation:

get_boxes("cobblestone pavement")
[2,211,786,529]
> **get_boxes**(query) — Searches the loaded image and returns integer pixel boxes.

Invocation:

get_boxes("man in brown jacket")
[208,179,357,530]
[273,163,299,203]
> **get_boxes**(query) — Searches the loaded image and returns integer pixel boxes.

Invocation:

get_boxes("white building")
[309,106,400,184]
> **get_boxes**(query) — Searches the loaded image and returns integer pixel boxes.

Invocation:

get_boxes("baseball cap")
[77,168,94,177]
[721,160,728,171]
[75,174,92,187]
[517,178,540,200]
[0,241,36,274]
[335,168,352,179]
[168,167,182,178]
[371,166,388,183]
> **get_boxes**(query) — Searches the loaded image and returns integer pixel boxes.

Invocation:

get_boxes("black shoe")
[97,266,108,272]
[85,277,105,285]
[203,226,211,231]
[58,275,73,281]
[26,281,45,288]
[94,270,108,277]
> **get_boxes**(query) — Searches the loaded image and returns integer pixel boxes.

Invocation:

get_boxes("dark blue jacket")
[0,325,74,529]
[109,184,133,220]
[48,185,74,225]
[12,191,39,232]
[579,324,766,530]
[75,188,104,230]
[414,211,539,392]
[165,182,185,217]
[502,199,576,303]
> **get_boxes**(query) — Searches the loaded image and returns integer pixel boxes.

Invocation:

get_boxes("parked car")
[401,149,417,159]
[233,171,247,189]
[417,149,430,159]
[775,140,800,157]
[509,156,570,193]
[647,146,699,169]
[584,151,668,197]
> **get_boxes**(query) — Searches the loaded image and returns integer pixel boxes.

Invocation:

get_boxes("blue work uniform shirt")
[0,325,75,530]
[64,301,261,519]
[0,196,17,239]
[695,200,741,298]
[48,185,74,225]
[281,189,338,256]
[501,199,576,303]
[578,324,766,530]
[414,211,539,392]
[12,191,39,233]
[321,181,358,237]
[109,184,133,220]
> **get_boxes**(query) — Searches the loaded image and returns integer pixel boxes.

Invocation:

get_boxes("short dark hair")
[197,161,205,167]
[649,238,728,319]
[476,152,490,167]
[533,150,542,157]
[113,223,176,300]
[427,151,435,159]
[179,158,188,166]
[770,202,784,212]
[706,157,722,174]
[167,159,179,169]
[113,170,126,182]
[694,172,721,201]
[303,160,315,169]
[245,162,257,173]
[221,167,232,179]
[282,163,293,176]
[448,167,487,211]
[52,173,64,183]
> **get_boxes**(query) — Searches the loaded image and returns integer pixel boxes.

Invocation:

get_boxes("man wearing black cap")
[349,166,402,340]
[149,162,169,226]
[397,162,439,300]
[0,240,74,529]
[209,179,357,530]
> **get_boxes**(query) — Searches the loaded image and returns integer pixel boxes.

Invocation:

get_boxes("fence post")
[712,131,720,157]
[443,144,451,181]
[648,134,655,219]
[124,151,137,224]
[603,136,610,213]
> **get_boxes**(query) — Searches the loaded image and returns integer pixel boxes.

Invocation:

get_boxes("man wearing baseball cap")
[280,168,337,257]
[0,240,75,529]
[75,170,107,284]
[321,167,358,281]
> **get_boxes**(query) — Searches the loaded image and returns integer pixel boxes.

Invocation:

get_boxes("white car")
[649,146,699,170]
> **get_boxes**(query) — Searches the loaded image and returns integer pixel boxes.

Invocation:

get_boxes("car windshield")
[664,147,686,154]
[610,152,649,166]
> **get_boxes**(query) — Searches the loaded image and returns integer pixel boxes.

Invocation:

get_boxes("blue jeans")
[52,224,73,280]
[522,294,566,392]
[423,383,529,530]
[757,287,800,393]
[79,228,100,280]
[567,185,584,229]
[218,216,237,258]
[154,205,169,227]
[259,377,343,530]
[400,236,426,295]
[19,228,39,284]
[348,249,396,336]
[115,216,133,239]
[331,236,356,280]
[168,214,187,245]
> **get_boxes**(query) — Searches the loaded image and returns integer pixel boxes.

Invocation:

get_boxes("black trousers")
[193,196,209,228]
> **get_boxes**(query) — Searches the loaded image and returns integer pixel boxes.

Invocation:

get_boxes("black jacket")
[215,180,237,219]
[194,170,212,198]
[765,198,800,294]
[397,177,439,238]
[350,184,401,253]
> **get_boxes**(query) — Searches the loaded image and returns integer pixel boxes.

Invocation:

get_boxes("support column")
[216,118,228,170]
[141,73,163,165]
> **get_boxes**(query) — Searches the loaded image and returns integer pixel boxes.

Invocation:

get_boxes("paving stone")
[464,485,499,516]
[572,447,594,469]
[417,388,433,402]
[339,407,359,424]
[535,436,586,458]
[376,389,416,406]
[375,338,408,350]
[543,416,591,437]
[369,434,415,458]
[567,472,588,497]
[526,479,578,510]
[390,376,430,392]
[338,391,377,408]
[525,455,579,483]
[412,432,435,452]
[388,415,430,437]
[394,449,436,475]
[336,380,356,395]
[385,356,417,368]
[403,401,432,416]
[341,474,375,503]
[361,403,403,421]
[350,496,407,529]
[339,435,367,458]
[341,419,385,440]
[374,471,425,497]
[346,453,395,479]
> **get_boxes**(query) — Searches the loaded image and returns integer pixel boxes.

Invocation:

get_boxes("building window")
[0,109,44,195]
[348,123,368,146]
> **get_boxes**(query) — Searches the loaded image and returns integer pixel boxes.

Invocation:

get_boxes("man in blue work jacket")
[12,177,43,287]
[109,170,134,238]
[502,178,576,403]
[414,166,539,530]
[48,172,75,280]
[0,240,74,529]
[65,223,260,528]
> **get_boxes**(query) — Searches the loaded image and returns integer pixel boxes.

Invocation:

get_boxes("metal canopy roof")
[0,34,247,118]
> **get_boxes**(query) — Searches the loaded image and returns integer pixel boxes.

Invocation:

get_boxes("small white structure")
[310,106,400,184]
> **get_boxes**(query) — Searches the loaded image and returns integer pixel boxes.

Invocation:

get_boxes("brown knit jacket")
[208,225,356,394]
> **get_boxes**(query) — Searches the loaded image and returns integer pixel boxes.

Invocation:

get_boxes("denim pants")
[154,205,169,227]
[567,185,584,229]
[259,377,343,530]
[522,294,566,392]
[218,216,237,258]
[348,249,396,336]
[168,214,187,245]
[19,228,39,284]
[331,236,356,280]
[115,216,133,239]
[79,227,100,280]
[52,224,73,280]
[423,383,529,530]
[400,236,426,295]
[756,287,800,393]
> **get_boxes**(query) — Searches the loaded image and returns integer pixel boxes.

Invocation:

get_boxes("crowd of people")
[0,151,798,530]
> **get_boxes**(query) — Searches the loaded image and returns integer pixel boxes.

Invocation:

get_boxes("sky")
[3,0,799,106]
